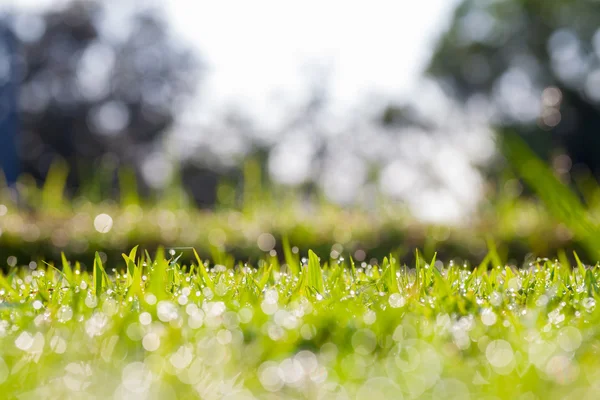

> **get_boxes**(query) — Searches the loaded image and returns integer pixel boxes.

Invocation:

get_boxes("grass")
[0,247,598,399]
[2,134,600,398]
[1,169,597,268]
[6,137,600,269]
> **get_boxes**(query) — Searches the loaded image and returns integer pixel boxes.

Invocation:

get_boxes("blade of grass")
[307,250,325,295]
[93,252,105,297]
[193,248,214,291]
[574,251,586,279]
[149,247,169,299]
[41,158,68,212]
[119,168,140,207]
[486,238,503,269]
[60,252,73,285]
[503,133,600,260]
[282,236,299,276]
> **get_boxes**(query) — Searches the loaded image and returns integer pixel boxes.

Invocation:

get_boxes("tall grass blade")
[60,252,73,284]
[193,248,214,290]
[41,158,68,212]
[503,134,600,260]
[282,236,299,276]
[307,250,325,295]
[119,168,140,207]
[93,252,106,297]
[149,247,169,298]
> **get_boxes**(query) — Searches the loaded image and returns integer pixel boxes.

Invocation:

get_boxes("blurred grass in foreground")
[0,248,598,399]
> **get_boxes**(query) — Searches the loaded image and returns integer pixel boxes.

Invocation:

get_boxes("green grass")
[1,185,595,269]
[3,132,600,398]
[0,248,598,399]
[6,138,600,266]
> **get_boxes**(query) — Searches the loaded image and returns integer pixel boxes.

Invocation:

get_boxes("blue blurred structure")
[0,20,18,185]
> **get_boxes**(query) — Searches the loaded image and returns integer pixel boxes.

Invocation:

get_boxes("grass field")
[4,136,600,270]
[2,135,600,399]
[0,245,598,399]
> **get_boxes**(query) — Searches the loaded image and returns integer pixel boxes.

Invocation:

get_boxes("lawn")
[1,137,600,399]
[0,245,597,399]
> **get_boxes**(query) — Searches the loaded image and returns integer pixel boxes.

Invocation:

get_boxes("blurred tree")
[5,1,200,191]
[395,0,600,175]
[0,22,19,185]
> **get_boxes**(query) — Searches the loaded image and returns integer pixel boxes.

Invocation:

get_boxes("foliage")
[5,0,200,188]
[425,0,600,173]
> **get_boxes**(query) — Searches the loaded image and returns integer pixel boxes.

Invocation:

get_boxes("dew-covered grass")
[0,246,599,399]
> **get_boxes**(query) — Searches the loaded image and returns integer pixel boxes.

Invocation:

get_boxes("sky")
[165,0,458,119]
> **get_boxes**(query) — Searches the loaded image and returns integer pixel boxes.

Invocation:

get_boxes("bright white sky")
[165,0,458,118]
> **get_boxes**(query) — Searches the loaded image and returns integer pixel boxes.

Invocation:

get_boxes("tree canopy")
[6,1,200,187]
[426,0,600,174]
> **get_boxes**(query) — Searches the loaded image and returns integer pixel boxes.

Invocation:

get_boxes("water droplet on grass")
[144,293,157,305]
[93,213,113,233]
[486,340,514,368]
[139,312,152,326]
[157,301,178,322]
[363,310,376,325]
[582,297,596,312]
[356,377,403,400]
[142,333,160,352]
[557,326,582,352]
[389,294,406,308]
[15,331,34,351]
[102,298,118,316]
[85,312,109,337]
[258,362,284,392]
[122,362,153,393]
[169,345,193,369]
[481,308,497,326]
[352,329,377,355]
[63,362,92,392]
[57,306,73,322]
[50,336,67,354]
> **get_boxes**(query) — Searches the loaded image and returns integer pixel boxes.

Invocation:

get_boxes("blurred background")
[2,0,600,263]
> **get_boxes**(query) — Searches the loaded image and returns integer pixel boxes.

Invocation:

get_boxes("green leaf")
[60,252,73,285]
[0,272,17,298]
[93,252,106,297]
[150,247,169,299]
[41,158,68,212]
[431,263,450,298]
[503,134,600,260]
[382,255,399,294]
[282,236,299,276]
[128,245,139,262]
[350,256,357,279]
[574,251,586,281]
[486,238,503,269]
[193,248,214,290]
[307,250,325,295]
[415,249,423,293]
[557,250,571,270]
[126,256,144,299]
[119,168,140,207]
[255,264,273,290]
